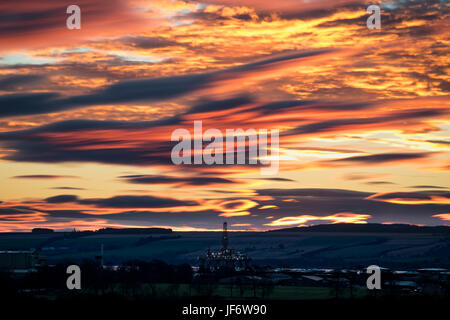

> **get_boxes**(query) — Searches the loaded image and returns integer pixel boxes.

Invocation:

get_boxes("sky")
[0,0,449,232]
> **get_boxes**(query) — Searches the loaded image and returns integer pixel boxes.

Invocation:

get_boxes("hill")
[267,223,450,234]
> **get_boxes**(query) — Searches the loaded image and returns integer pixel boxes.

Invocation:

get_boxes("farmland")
[1,228,449,269]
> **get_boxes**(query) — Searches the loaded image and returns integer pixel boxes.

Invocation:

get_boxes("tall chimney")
[222,222,228,250]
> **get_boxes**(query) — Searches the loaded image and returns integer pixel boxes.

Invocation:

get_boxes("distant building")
[198,222,250,272]
[0,250,42,273]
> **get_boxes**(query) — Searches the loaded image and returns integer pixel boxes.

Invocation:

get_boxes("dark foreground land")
[1,224,449,268]
[2,224,449,318]
[4,294,449,319]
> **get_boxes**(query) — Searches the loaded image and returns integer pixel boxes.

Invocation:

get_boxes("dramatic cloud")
[119,174,236,186]
[12,175,79,179]
[368,190,450,204]
[330,152,433,165]
[0,0,152,50]
[45,195,79,203]
[1,187,449,231]
[78,195,198,208]
[0,74,44,91]
[253,188,450,226]
[197,0,359,14]
[0,50,336,118]
[283,109,445,137]
[0,0,448,231]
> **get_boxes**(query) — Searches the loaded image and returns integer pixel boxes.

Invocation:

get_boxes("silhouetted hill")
[95,227,172,235]
[267,223,450,233]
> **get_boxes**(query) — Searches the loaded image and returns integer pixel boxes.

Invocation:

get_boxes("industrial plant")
[198,222,251,272]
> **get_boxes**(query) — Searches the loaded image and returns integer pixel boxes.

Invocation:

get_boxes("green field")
[80,283,370,300]
[1,231,449,268]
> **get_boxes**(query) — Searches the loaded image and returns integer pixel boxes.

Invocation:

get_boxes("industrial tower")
[198,221,250,272]
[222,222,228,250]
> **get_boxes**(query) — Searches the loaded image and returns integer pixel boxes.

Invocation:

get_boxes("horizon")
[2,221,450,234]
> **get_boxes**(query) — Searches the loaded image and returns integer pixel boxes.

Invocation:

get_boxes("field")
[78,283,370,300]
[1,231,449,268]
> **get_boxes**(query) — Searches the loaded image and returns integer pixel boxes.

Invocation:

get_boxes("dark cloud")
[316,16,365,28]
[1,187,449,227]
[77,49,331,106]
[0,74,44,91]
[0,50,333,118]
[0,101,268,165]
[283,109,443,136]
[12,175,78,179]
[5,140,172,166]
[0,0,143,47]
[51,187,86,190]
[37,210,92,220]
[79,195,197,208]
[187,97,373,119]
[0,119,176,165]
[341,173,382,181]
[119,174,236,186]
[409,185,447,189]
[427,139,450,146]
[0,92,62,117]
[364,181,396,185]
[258,188,371,199]
[0,97,442,168]
[67,73,210,106]
[281,2,365,21]
[120,36,180,49]
[45,195,79,203]
[254,188,450,225]
[0,6,63,37]
[188,95,253,114]
[191,1,363,22]
[41,193,198,208]
[438,80,450,92]
[174,9,259,25]
[83,210,225,228]
[331,152,431,164]
[259,177,295,182]
[370,190,450,201]
[0,207,34,215]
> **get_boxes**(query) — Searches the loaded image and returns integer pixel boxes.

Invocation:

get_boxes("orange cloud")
[0,0,157,52]
[264,212,371,226]
[219,211,251,217]
[432,214,450,221]
[368,192,450,205]
[200,0,356,13]
[209,199,259,213]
